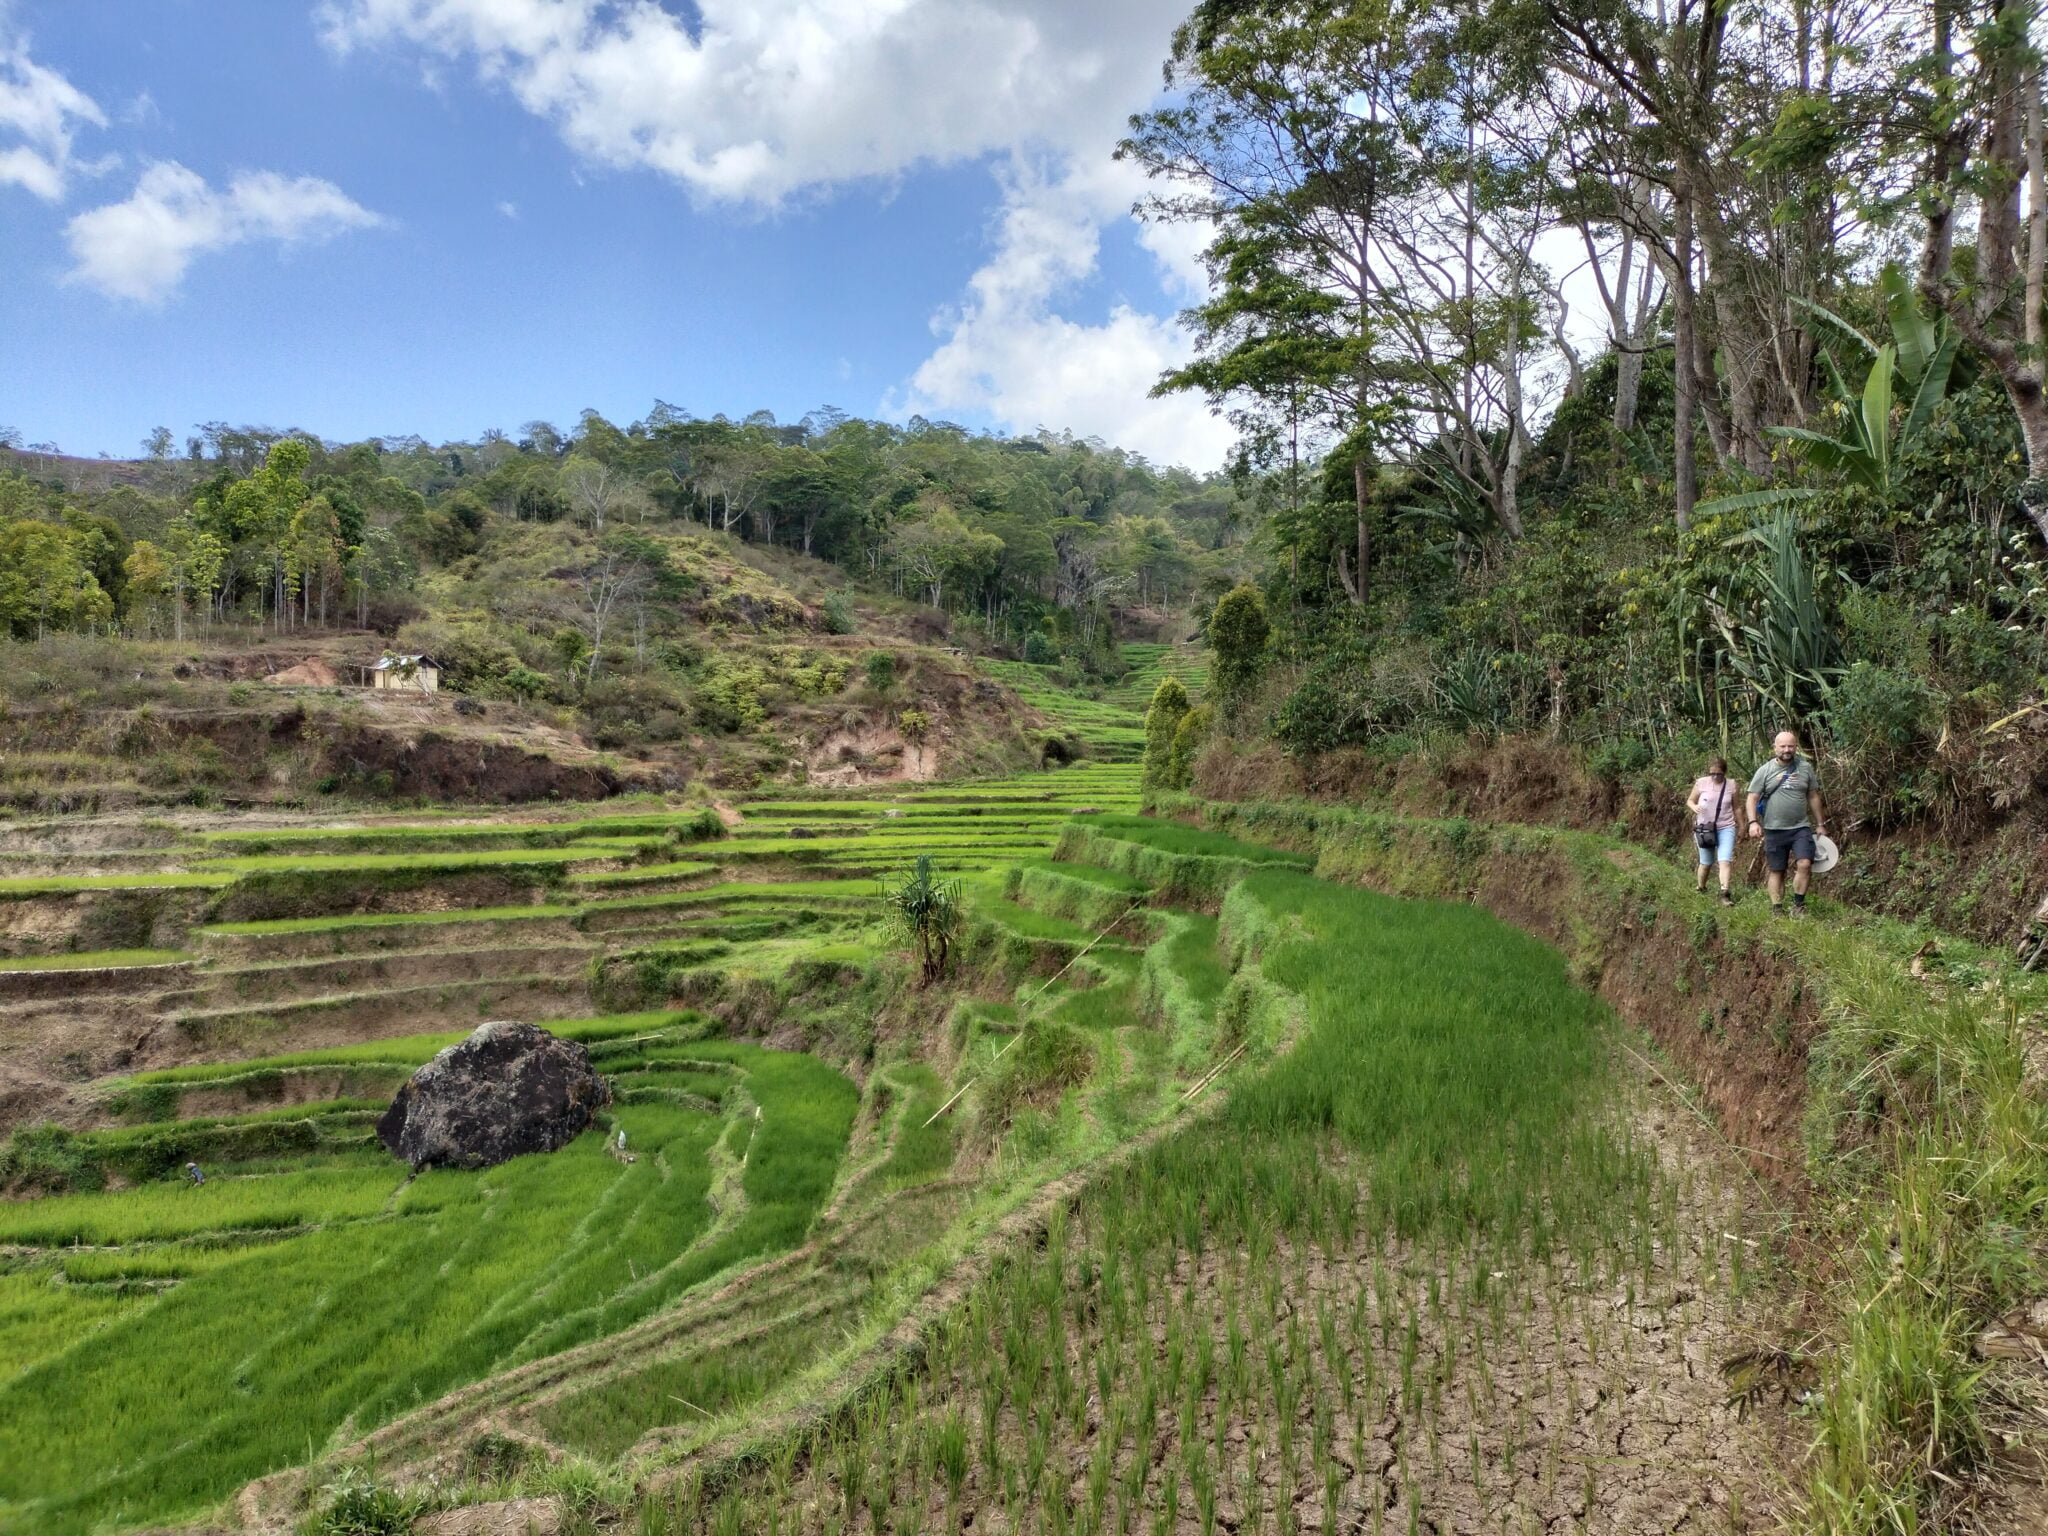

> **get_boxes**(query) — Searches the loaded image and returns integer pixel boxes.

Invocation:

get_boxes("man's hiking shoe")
[1771,904,1785,918]
[1719,892,1735,908]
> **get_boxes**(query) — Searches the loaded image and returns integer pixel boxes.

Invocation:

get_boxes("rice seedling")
[0,1031,857,1535]
[0,948,189,970]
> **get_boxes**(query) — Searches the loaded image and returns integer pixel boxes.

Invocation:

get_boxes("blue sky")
[0,0,1232,467]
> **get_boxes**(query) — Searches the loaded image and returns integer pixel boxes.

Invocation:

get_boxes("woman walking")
[1687,756,1738,906]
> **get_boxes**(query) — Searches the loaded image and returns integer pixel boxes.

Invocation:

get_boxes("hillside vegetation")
[0,409,1242,808]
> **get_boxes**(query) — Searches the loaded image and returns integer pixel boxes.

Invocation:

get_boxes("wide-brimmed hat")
[1812,833,1840,875]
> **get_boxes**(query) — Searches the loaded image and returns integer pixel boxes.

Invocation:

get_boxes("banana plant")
[1698,265,1966,514]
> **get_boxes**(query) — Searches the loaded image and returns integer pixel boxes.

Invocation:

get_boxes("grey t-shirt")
[1748,755,1818,830]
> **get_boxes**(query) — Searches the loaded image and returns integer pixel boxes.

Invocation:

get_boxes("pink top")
[1691,775,1736,829]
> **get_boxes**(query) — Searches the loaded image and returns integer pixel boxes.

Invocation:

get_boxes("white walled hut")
[370,653,440,693]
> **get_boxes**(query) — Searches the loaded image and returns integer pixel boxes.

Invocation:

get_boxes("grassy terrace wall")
[0,886,208,957]
[1153,791,2048,1531]
[202,861,572,924]
[1052,816,1312,910]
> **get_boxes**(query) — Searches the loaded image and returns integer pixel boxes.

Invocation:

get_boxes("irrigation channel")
[0,646,1783,1535]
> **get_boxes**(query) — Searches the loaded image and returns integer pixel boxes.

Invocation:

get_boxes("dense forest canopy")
[0,407,1249,687]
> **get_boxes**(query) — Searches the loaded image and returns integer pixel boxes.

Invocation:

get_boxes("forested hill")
[0,410,1241,649]
[0,409,1255,799]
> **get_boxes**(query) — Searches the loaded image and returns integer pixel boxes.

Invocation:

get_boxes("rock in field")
[377,1021,611,1171]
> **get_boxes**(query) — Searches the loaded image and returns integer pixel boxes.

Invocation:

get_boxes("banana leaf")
[1694,487,1819,516]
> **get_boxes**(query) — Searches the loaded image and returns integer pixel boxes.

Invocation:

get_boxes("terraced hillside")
[979,643,1205,765]
[1106,641,1210,713]
[0,640,1812,1536]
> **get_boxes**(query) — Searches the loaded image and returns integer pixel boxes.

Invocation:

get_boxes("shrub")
[980,1018,1094,1128]
[500,663,550,700]
[1167,703,1212,790]
[1040,733,1082,765]
[820,592,856,635]
[1431,646,1508,735]
[1826,661,1944,824]
[693,654,770,732]
[580,671,690,747]
[1586,736,1653,784]
[1022,631,1060,665]
[1210,585,1271,719]
[864,651,896,694]
[1271,644,1376,757]
[1141,676,1191,787]
[308,1468,424,1536]
[0,1123,104,1195]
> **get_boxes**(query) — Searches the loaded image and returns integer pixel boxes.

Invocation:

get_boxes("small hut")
[370,653,440,693]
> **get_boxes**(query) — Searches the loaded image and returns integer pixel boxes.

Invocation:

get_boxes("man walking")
[1746,730,1829,917]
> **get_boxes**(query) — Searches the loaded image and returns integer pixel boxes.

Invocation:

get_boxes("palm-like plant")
[1709,511,1842,736]
[882,853,962,985]
[1700,265,1968,513]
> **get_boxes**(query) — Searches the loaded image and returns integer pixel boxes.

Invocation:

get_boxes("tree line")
[0,408,1250,665]
[1125,0,2048,831]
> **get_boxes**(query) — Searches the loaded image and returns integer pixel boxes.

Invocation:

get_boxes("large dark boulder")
[377,1021,611,1172]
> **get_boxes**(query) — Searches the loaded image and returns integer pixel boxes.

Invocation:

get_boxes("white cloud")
[0,19,108,201]
[496,197,518,217]
[319,0,1185,205]
[65,161,384,303]
[898,156,1233,469]
[320,0,1229,464]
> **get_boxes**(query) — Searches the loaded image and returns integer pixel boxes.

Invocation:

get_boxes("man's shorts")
[1763,826,1815,873]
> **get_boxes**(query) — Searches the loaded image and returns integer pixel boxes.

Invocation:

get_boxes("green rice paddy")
[0,1027,857,1535]
[0,639,1786,1536]
[0,949,188,971]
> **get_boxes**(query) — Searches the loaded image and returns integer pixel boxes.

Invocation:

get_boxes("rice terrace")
[0,614,2034,1536]
[8,0,2048,1530]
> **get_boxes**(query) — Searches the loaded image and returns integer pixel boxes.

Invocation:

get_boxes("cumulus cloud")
[65,162,384,302]
[319,0,1184,204]
[321,0,1228,464]
[899,157,1232,469]
[0,18,108,201]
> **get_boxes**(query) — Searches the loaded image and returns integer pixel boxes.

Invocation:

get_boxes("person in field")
[1746,730,1829,917]
[185,1162,205,1186]
[1685,755,1739,906]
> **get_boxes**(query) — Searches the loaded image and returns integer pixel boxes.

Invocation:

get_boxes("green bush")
[1167,703,1212,791]
[580,671,690,747]
[1210,585,1270,719]
[980,1019,1094,1128]
[864,651,896,694]
[1022,631,1060,665]
[820,592,856,635]
[307,1468,426,1536]
[1586,736,1653,783]
[1271,643,1375,757]
[693,654,770,732]
[1141,676,1190,787]
[0,1124,105,1194]
[1826,661,1943,825]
